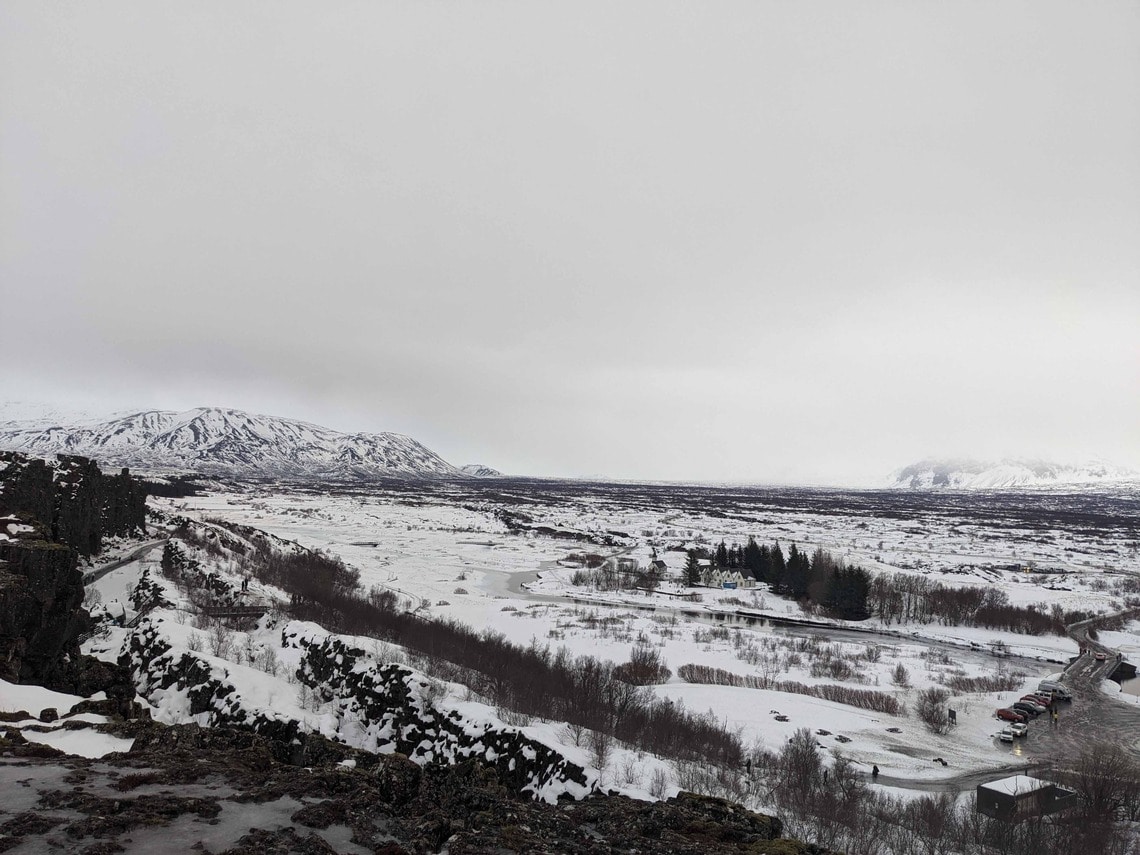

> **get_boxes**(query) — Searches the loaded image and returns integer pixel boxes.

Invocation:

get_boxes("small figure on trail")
[872,765,879,780]
[1052,709,1059,727]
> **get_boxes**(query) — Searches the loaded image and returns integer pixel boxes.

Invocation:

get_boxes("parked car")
[1022,694,1053,708]
[1038,681,1072,701]
[998,727,1015,743]
[996,708,1028,723]
[1011,702,1042,717]
[1010,722,1028,737]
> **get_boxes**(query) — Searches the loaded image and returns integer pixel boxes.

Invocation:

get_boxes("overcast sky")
[1,2,1137,485]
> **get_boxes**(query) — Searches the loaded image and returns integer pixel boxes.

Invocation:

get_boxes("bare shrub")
[648,767,672,800]
[891,662,910,688]
[589,728,614,771]
[943,672,1023,693]
[619,756,643,787]
[613,644,672,685]
[209,623,234,659]
[187,631,203,653]
[258,646,279,676]
[678,664,903,715]
[563,721,586,746]
[779,728,823,795]
[810,656,857,681]
[673,758,748,803]
[1059,741,1140,823]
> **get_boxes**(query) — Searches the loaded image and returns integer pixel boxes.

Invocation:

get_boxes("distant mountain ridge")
[460,464,502,477]
[890,457,1138,489]
[0,405,464,480]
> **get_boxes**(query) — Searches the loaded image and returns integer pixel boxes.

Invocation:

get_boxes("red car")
[996,708,1028,723]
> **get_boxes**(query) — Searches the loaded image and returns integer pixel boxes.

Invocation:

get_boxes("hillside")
[460,463,503,477]
[890,457,1138,490]
[0,405,462,480]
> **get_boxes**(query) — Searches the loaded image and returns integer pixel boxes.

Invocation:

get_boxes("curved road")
[82,538,167,584]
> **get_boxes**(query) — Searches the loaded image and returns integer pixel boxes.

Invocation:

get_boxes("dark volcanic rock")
[0,452,146,691]
[0,535,84,684]
[0,451,147,558]
[1,721,830,854]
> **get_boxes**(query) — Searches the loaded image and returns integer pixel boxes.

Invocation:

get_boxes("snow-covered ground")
[81,554,666,801]
[0,680,129,758]
[133,482,1140,785]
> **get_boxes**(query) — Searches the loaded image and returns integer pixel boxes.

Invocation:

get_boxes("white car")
[998,727,1015,743]
[1010,722,1028,737]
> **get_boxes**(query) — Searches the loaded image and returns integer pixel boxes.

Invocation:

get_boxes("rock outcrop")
[0,721,828,854]
[0,450,147,557]
[0,522,83,684]
[0,452,144,694]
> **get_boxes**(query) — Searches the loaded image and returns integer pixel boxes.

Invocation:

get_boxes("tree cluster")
[692,539,871,621]
[867,574,1099,635]
[695,534,1097,635]
[678,663,903,715]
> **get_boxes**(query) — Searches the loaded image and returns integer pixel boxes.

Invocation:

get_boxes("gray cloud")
[2,1,1137,484]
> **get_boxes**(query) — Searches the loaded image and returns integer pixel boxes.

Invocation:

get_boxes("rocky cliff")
[0,452,145,693]
[0,450,147,557]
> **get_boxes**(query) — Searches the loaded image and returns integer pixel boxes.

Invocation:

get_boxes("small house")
[976,775,1078,822]
[699,567,756,589]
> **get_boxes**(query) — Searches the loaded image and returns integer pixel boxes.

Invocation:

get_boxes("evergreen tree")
[743,537,762,578]
[683,550,702,587]
[728,544,742,569]
[756,544,772,583]
[786,543,811,599]
[715,540,729,569]
[823,563,871,620]
[770,541,787,591]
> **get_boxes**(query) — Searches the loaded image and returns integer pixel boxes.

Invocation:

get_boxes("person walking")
[872,765,879,780]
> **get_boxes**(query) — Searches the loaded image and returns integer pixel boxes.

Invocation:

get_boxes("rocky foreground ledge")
[0,719,826,855]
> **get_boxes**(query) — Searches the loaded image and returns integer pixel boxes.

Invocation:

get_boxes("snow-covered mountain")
[889,457,1138,490]
[460,463,503,477]
[0,405,463,480]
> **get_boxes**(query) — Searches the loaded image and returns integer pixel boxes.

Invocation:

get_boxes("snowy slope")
[460,464,503,477]
[0,405,462,479]
[890,457,1138,489]
[0,400,133,430]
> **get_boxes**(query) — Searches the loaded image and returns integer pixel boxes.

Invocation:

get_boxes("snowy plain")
[122,478,1140,787]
